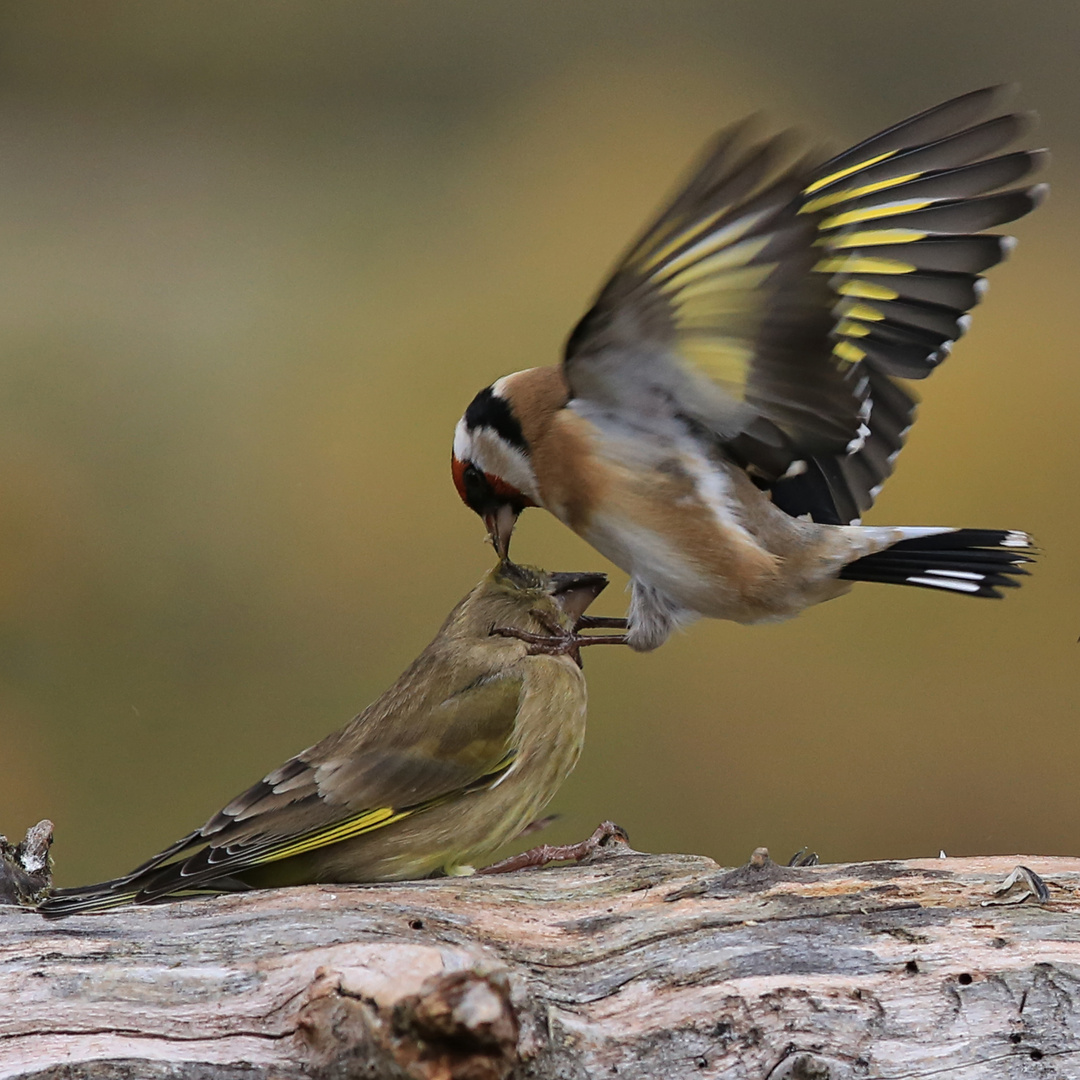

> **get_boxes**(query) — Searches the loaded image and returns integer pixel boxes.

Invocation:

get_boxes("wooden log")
[3,833,1080,1079]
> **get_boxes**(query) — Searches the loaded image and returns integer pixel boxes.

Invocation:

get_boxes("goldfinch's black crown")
[463,385,529,454]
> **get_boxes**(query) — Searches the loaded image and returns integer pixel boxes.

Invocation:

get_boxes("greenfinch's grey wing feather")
[564,87,1044,520]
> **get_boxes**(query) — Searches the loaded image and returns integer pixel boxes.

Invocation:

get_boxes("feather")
[563,88,1043,498]
[840,529,1035,598]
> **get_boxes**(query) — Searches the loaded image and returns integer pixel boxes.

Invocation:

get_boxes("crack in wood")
[0,1027,296,1042]
[880,1044,1080,1079]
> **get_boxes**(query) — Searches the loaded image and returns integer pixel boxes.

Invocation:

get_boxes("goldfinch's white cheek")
[470,429,541,505]
[453,419,473,462]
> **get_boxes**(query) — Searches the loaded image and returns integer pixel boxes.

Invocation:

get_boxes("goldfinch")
[39,562,610,915]
[452,87,1043,651]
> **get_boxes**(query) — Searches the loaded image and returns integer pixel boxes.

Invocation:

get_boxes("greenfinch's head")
[450,560,607,641]
[494,560,607,632]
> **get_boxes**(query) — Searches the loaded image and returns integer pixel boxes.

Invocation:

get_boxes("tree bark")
[3,835,1079,1079]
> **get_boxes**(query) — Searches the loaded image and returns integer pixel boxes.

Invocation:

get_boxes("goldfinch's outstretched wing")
[40,674,524,914]
[563,87,1045,519]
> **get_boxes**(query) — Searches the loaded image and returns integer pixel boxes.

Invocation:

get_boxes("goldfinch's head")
[452,373,543,559]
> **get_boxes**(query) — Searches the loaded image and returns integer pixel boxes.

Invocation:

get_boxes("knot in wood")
[393,969,519,1080]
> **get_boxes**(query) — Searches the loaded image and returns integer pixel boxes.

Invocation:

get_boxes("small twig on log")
[0,819,53,906]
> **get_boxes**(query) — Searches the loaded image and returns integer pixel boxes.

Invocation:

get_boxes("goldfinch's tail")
[839,528,1034,597]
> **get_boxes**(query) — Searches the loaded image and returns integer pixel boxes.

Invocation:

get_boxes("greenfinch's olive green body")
[41,562,605,915]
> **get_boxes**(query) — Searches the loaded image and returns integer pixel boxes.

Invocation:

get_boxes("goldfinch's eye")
[462,462,492,506]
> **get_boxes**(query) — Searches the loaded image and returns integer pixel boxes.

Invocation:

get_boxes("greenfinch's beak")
[484,503,519,561]
[550,571,608,621]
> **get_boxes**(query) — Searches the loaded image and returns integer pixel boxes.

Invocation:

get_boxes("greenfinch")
[40,561,611,915]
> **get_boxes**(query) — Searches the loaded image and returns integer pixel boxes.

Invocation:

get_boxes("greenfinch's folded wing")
[44,673,525,910]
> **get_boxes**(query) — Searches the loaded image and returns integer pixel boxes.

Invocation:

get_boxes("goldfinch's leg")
[477,821,630,875]
[627,578,696,652]
[490,627,561,647]
[575,615,628,630]
[490,627,627,649]
[490,627,627,666]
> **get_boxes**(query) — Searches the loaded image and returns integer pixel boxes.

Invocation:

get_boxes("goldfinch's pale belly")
[535,408,901,623]
[556,439,861,623]
[580,508,847,623]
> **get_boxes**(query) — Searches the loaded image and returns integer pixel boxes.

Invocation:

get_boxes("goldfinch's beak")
[550,571,608,621]
[484,503,519,561]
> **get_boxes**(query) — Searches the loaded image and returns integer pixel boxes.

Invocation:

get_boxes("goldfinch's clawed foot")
[477,820,631,875]
[491,625,627,667]
[573,633,629,649]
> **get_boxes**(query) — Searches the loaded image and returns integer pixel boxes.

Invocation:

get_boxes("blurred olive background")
[0,2,1077,886]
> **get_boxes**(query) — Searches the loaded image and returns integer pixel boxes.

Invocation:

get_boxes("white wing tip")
[906,575,981,593]
[1001,531,1033,548]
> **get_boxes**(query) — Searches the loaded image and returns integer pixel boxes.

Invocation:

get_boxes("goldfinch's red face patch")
[451,454,536,513]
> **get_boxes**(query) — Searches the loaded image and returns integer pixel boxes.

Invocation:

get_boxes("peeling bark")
[3,839,1080,1079]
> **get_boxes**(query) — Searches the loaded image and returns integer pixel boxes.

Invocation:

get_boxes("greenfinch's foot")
[477,820,630,875]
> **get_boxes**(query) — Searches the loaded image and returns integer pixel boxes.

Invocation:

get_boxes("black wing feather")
[563,89,1043,521]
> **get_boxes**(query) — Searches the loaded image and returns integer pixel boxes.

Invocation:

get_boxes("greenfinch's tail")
[39,883,143,917]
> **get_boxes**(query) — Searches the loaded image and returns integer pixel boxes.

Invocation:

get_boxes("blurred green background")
[0,2,1077,886]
